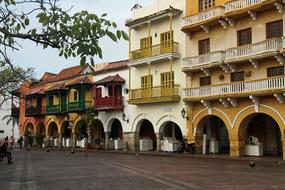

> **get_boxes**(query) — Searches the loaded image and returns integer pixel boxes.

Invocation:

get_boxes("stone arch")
[137,119,156,151]
[107,118,123,139]
[233,104,285,138]
[106,118,123,132]
[47,121,59,138]
[36,122,45,135]
[132,113,155,133]
[46,118,60,134]
[193,108,233,136]
[23,119,36,134]
[194,114,230,154]
[156,115,185,135]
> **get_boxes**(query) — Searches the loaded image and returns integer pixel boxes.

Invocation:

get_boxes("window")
[231,71,245,82]
[199,0,215,11]
[198,38,210,55]
[140,37,152,49]
[160,31,174,52]
[141,75,153,88]
[95,87,102,98]
[74,91,78,101]
[237,28,252,46]
[267,66,284,77]
[48,95,53,106]
[200,76,211,86]
[266,20,283,39]
[161,72,174,86]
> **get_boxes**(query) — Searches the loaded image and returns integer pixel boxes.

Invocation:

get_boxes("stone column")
[194,134,203,154]
[32,134,36,147]
[282,139,285,160]
[156,133,161,152]
[72,133,76,148]
[58,133,62,149]
[105,132,110,150]
[87,127,91,149]
[123,132,137,151]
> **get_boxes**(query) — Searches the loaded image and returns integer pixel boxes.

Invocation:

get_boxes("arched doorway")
[109,119,123,150]
[24,123,34,146]
[61,121,72,147]
[195,115,229,154]
[239,113,282,157]
[48,122,59,146]
[35,123,45,146]
[90,119,105,148]
[138,119,156,151]
[160,121,183,152]
[75,120,88,147]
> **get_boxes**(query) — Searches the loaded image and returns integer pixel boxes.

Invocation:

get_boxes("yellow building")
[182,0,285,159]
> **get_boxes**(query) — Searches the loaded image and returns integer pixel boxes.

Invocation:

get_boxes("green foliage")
[35,134,45,146]
[0,0,129,67]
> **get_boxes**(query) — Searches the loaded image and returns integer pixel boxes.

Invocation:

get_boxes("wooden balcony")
[68,101,93,112]
[225,37,282,63]
[129,42,180,67]
[129,85,180,105]
[96,96,124,111]
[225,0,279,18]
[25,106,46,117]
[182,6,225,33]
[184,76,285,101]
[46,105,60,115]
[183,51,225,71]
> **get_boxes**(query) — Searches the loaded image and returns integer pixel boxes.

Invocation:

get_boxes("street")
[0,149,285,190]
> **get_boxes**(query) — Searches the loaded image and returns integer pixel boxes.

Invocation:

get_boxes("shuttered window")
[198,38,210,55]
[141,75,153,88]
[200,76,211,86]
[161,72,174,86]
[266,20,283,39]
[267,66,284,77]
[199,0,215,11]
[231,72,245,82]
[237,28,252,46]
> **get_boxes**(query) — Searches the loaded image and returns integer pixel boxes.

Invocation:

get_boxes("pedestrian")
[0,142,13,164]
[18,136,23,149]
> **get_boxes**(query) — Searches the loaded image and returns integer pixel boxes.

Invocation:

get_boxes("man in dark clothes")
[0,142,13,164]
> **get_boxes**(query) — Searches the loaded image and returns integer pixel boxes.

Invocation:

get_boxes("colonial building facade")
[125,0,187,151]
[182,0,285,159]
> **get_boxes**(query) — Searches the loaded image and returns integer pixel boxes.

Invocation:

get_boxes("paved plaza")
[1,148,285,190]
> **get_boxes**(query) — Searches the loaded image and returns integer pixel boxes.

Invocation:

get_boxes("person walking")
[18,136,23,149]
[0,142,13,164]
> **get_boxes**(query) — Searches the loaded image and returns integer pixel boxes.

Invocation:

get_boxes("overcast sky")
[11,0,154,78]
[1,0,155,139]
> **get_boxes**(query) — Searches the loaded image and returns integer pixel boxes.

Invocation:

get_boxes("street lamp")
[181,108,189,120]
[122,113,129,123]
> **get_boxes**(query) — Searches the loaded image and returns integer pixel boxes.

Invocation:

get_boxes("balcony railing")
[184,6,225,27]
[46,105,60,114]
[96,96,124,110]
[130,42,179,60]
[11,107,20,117]
[183,51,225,69]
[129,85,180,104]
[225,37,282,61]
[184,76,285,98]
[68,101,93,112]
[25,106,46,116]
[225,0,265,13]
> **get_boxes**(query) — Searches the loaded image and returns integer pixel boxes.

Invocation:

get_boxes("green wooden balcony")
[68,101,93,112]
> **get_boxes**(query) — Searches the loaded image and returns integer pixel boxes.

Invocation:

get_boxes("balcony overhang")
[126,7,182,29]
[128,95,180,105]
[182,6,225,33]
[129,52,180,67]
[224,0,280,20]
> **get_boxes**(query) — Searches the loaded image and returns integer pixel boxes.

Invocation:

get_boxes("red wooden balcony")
[95,96,124,111]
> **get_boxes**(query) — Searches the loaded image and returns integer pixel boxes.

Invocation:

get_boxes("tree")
[0,66,34,107]
[2,113,19,137]
[0,0,128,107]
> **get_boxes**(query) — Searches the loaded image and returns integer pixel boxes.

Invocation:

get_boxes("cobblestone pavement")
[1,148,285,190]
